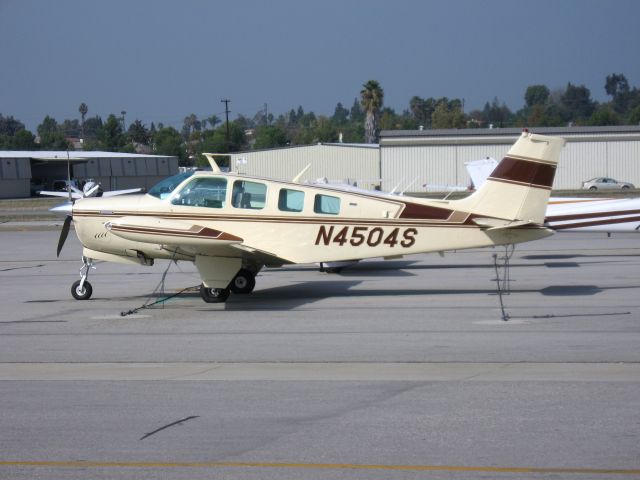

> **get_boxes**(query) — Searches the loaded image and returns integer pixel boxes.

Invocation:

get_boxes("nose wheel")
[71,279,93,300]
[71,256,95,300]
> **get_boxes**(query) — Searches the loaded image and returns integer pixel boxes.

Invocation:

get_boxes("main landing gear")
[199,268,257,303]
[67,257,257,304]
[71,256,95,300]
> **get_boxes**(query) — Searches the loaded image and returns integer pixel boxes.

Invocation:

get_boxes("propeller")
[52,151,74,257]
[57,215,72,257]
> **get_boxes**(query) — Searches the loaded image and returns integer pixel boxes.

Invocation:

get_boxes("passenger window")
[170,177,227,208]
[232,180,266,209]
[278,188,304,212]
[314,194,341,215]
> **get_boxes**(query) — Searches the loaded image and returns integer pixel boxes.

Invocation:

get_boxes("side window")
[314,194,341,215]
[278,188,304,212]
[232,180,266,209]
[170,177,227,208]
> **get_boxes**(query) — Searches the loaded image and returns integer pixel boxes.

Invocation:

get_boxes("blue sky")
[1,0,639,131]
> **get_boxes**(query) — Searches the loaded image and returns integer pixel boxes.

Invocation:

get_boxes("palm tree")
[360,80,384,143]
[78,102,88,143]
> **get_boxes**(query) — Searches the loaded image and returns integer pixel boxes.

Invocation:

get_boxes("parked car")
[581,177,635,191]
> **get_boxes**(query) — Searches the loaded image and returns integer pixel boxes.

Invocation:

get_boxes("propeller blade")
[85,183,101,197]
[66,152,72,204]
[57,215,72,257]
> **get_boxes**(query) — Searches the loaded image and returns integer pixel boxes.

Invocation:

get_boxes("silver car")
[581,177,635,191]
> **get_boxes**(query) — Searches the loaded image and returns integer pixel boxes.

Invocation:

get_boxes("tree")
[0,114,26,136]
[99,114,125,151]
[349,98,364,123]
[83,116,103,140]
[253,124,289,149]
[78,102,88,140]
[409,96,436,128]
[431,101,465,129]
[199,121,246,157]
[360,80,384,143]
[561,83,595,121]
[181,113,201,140]
[524,85,550,107]
[11,129,37,149]
[59,119,80,137]
[205,115,221,130]
[153,126,184,159]
[37,116,71,150]
[605,73,637,114]
[482,97,513,127]
[331,102,350,125]
[588,105,621,126]
[127,119,150,145]
[313,116,338,142]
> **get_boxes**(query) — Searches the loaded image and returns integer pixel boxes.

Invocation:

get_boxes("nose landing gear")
[71,256,95,300]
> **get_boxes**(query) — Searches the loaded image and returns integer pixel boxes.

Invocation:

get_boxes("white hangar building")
[0,151,179,199]
[380,126,640,192]
[222,126,640,194]
[226,143,381,190]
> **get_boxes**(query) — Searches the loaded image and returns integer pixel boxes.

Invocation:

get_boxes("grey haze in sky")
[1,0,639,131]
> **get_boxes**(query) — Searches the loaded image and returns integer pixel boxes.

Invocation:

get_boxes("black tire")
[229,269,256,294]
[622,185,630,190]
[200,284,230,303]
[71,280,92,300]
[589,186,597,191]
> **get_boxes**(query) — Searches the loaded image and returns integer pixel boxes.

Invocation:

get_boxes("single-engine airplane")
[51,131,564,303]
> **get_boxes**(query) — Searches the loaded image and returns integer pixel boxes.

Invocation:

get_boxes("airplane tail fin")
[454,132,565,224]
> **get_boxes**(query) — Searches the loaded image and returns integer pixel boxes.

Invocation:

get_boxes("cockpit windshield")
[147,171,195,199]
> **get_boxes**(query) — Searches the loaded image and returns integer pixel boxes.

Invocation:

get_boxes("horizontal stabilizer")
[472,217,539,231]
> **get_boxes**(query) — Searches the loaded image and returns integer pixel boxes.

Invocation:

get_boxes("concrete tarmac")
[0,229,639,479]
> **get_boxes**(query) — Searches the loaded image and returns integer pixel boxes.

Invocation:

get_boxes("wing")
[105,216,290,266]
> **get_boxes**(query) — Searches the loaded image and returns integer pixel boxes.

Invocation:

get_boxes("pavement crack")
[139,415,199,441]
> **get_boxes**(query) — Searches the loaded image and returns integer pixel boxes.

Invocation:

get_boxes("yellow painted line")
[1,460,639,475]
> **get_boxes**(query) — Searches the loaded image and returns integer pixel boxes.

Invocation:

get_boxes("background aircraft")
[466,158,640,233]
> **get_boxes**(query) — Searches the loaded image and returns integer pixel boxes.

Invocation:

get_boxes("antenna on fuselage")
[292,163,312,183]
[202,153,222,173]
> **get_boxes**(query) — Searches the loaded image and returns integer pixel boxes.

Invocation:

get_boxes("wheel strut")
[71,256,95,300]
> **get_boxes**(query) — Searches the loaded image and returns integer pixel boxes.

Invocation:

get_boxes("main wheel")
[71,280,93,300]
[589,186,597,191]
[200,284,230,303]
[229,269,256,294]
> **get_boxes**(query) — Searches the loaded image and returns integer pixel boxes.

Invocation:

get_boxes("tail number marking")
[315,226,417,248]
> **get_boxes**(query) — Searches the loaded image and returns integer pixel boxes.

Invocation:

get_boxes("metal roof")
[380,125,640,138]
[0,150,174,159]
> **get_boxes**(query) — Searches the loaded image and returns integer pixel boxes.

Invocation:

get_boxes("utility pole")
[221,99,231,142]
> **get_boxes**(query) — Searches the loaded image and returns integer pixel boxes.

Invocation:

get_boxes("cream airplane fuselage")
[61,132,565,302]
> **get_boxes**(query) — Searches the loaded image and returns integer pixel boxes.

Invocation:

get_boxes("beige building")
[226,143,381,190]
[380,126,640,191]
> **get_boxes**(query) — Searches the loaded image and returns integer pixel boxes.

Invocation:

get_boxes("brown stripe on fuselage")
[399,202,453,220]
[489,156,556,189]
